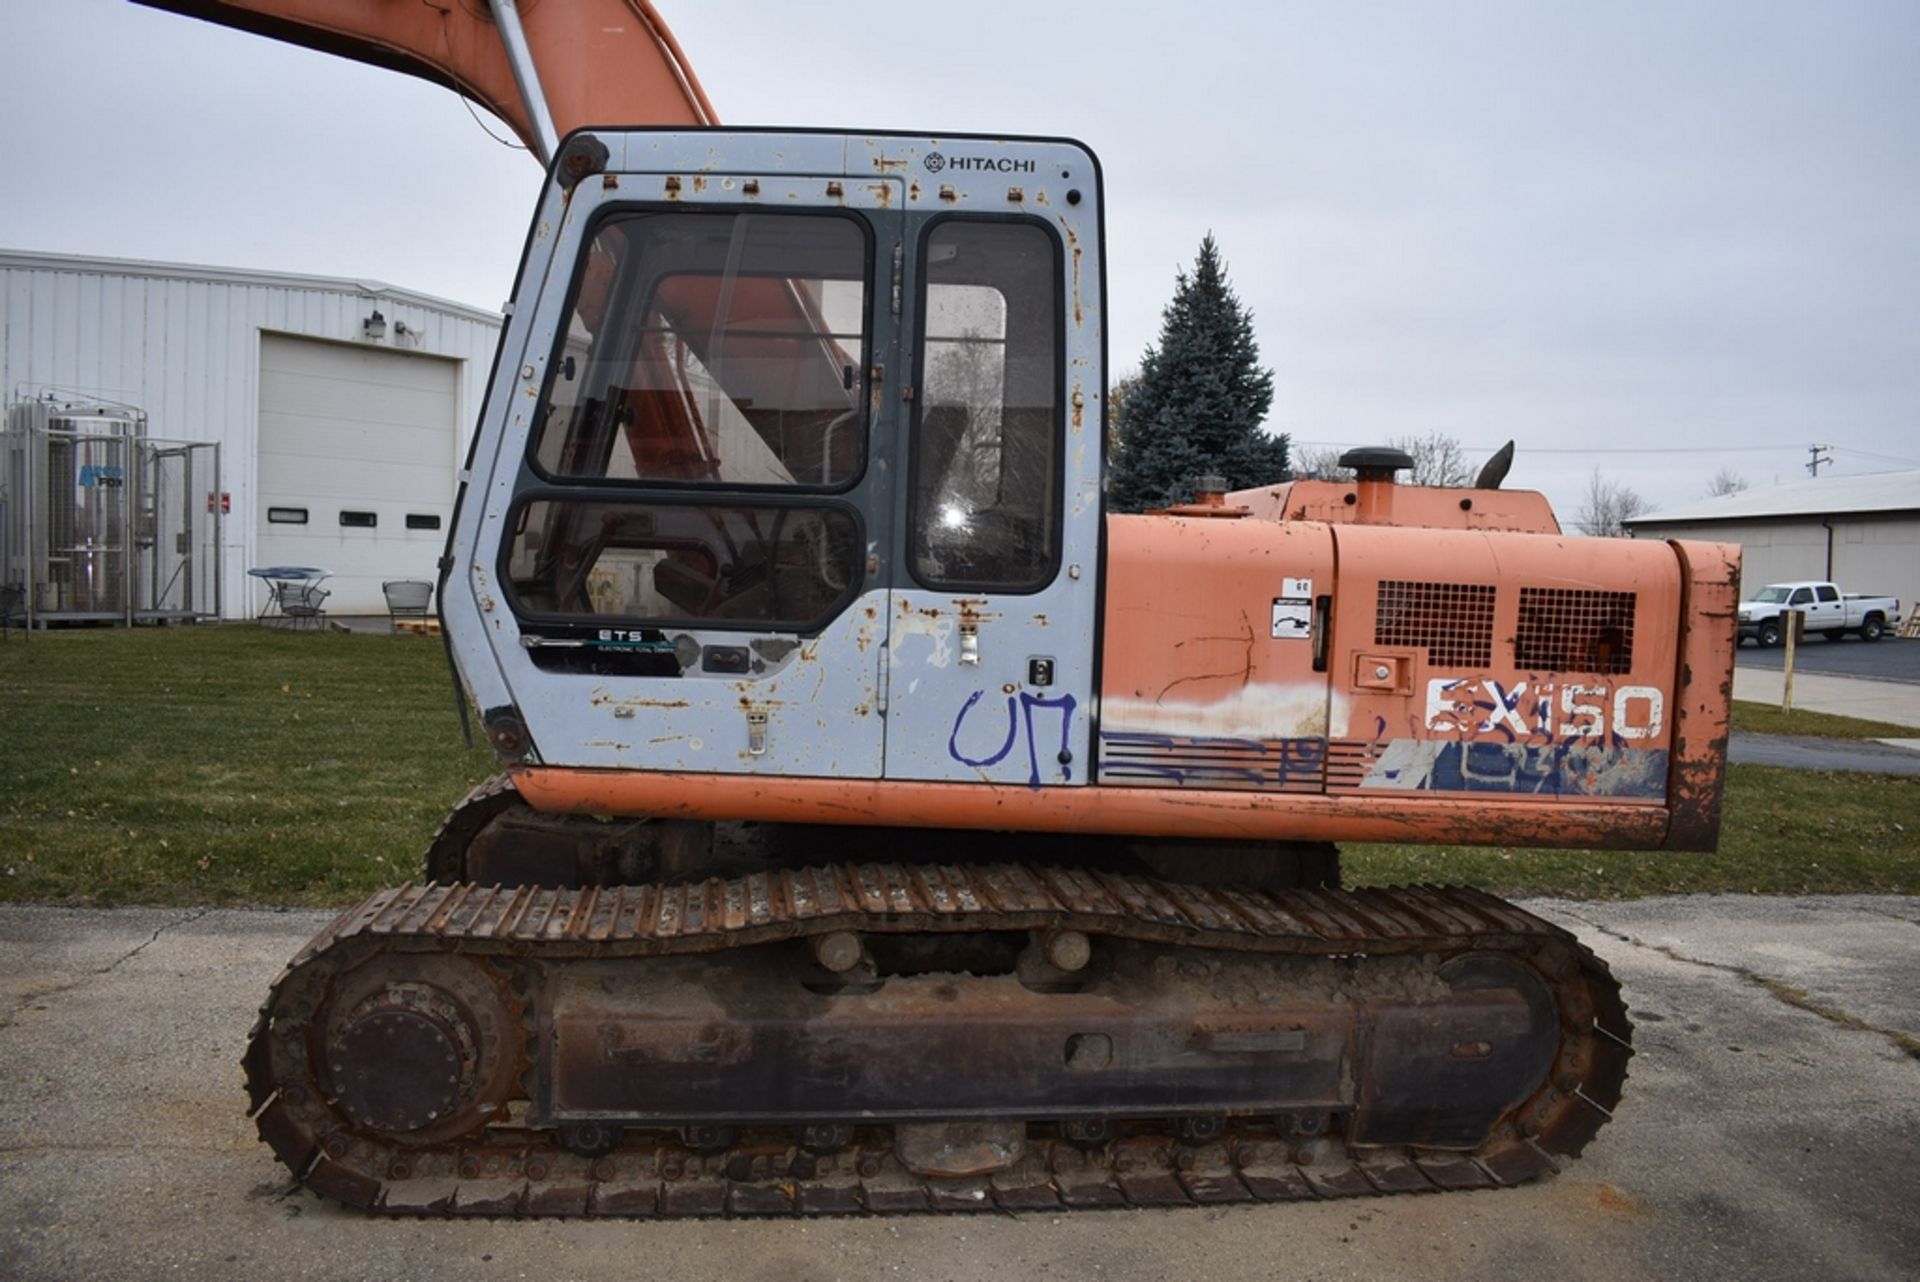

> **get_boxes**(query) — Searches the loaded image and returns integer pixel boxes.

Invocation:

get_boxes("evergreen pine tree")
[1107,235,1286,512]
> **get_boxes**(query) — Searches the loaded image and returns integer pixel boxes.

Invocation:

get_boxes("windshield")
[533,210,870,488]
[1751,586,1792,603]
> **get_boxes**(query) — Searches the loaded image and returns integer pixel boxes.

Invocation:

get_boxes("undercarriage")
[246,829,1630,1217]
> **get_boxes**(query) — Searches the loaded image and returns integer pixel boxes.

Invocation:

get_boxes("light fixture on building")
[362,309,387,340]
[393,319,424,347]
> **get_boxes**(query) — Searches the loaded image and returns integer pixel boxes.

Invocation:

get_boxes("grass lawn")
[1729,700,1917,740]
[1,625,494,906]
[2,625,1915,906]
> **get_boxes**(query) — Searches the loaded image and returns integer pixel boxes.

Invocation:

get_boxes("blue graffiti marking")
[1096,733,1327,791]
[948,691,1079,788]
[947,690,1019,768]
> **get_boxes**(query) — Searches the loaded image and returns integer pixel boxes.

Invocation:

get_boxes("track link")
[245,864,1630,1217]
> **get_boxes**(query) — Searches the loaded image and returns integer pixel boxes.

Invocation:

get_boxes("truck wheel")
[1860,615,1885,642]
[1758,619,1781,648]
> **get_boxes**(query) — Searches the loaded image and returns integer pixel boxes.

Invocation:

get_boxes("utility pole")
[1807,444,1832,477]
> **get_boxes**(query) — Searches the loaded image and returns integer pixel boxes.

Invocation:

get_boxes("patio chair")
[281,583,331,631]
[382,579,433,631]
[0,583,25,640]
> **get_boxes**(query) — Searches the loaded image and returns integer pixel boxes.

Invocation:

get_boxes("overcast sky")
[2,0,1915,519]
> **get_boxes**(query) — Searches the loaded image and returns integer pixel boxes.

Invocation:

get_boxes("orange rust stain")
[1071,245,1084,325]
[594,695,689,710]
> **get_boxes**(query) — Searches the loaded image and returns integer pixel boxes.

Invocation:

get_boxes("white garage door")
[256,334,459,615]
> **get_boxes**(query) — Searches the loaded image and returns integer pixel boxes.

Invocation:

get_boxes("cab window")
[533,210,870,489]
[908,219,1061,591]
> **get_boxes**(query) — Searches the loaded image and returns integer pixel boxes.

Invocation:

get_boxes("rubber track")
[244,865,1632,1217]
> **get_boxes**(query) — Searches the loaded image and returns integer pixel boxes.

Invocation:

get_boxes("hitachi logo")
[923,151,1035,175]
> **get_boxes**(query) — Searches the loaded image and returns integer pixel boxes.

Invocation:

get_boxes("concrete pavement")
[2,898,1916,1282]
[1732,666,1920,728]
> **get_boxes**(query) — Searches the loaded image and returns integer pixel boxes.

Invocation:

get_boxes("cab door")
[467,158,907,779]
[883,199,1103,786]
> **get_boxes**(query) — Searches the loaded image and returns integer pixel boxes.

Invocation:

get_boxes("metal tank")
[1,394,221,626]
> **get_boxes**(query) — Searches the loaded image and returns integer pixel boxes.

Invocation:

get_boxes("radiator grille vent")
[1515,588,1636,674]
[1374,580,1496,666]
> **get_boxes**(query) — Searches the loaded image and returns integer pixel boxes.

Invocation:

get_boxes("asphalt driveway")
[1736,634,1920,683]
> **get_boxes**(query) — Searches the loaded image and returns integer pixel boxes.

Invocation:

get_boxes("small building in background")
[1625,470,1920,607]
[1,249,503,617]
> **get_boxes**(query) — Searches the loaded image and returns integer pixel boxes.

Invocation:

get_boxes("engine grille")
[1515,588,1636,674]
[1374,580,1496,667]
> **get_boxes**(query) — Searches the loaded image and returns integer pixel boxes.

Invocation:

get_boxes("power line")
[1290,438,1918,463]
[1832,445,1920,468]
[1289,439,1814,457]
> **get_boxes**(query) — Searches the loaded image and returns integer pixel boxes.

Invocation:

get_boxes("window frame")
[522,204,879,496]
[904,212,1068,595]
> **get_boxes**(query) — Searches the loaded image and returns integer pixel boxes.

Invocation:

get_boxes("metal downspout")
[486,0,559,166]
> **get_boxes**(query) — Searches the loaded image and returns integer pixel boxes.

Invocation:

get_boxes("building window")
[340,510,377,528]
[406,513,442,531]
[267,507,308,525]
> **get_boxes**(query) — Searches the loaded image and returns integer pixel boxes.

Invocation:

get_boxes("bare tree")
[1575,468,1651,537]
[1393,432,1473,487]
[1288,443,1349,480]
[1705,466,1748,498]
[1286,432,1472,485]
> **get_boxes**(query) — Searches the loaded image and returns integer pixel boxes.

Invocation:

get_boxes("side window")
[533,211,870,489]
[909,220,1061,591]
[1788,587,1813,606]
[1815,584,1839,603]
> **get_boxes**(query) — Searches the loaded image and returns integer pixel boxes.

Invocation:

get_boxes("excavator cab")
[448,132,1102,788]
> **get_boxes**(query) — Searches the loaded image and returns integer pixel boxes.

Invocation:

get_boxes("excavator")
[140,0,1737,1215]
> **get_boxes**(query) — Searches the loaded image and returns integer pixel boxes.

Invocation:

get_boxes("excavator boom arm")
[133,0,717,155]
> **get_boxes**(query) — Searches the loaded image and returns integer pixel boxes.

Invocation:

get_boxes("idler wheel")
[327,984,479,1135]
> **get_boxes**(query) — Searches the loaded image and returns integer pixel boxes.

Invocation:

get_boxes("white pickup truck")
[1736,580,1902,646]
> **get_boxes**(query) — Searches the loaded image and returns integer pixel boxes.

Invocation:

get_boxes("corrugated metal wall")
[1634,513,1920,612]
[0,251,503,618]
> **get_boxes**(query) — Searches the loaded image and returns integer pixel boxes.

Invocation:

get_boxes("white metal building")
[1626,470,1920,608]
[1,249,503,617]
